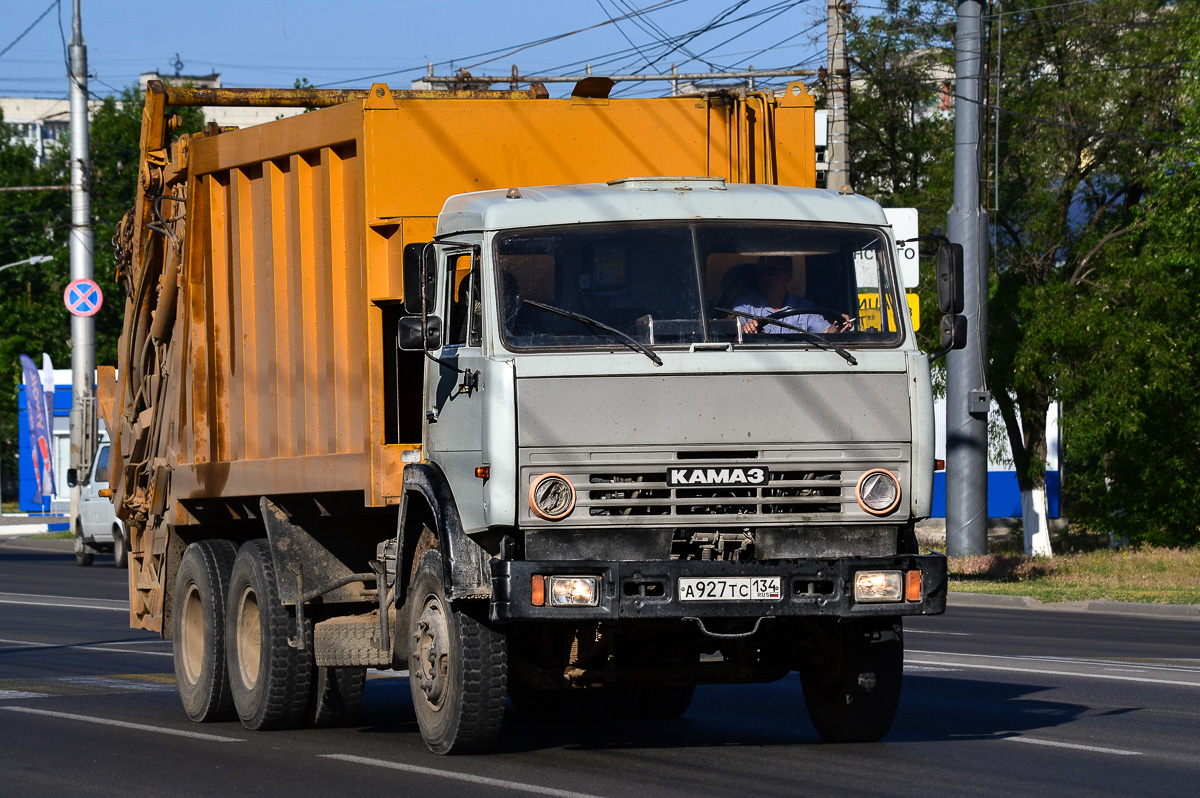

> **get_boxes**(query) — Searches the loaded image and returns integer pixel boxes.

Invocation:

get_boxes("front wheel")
[799,617,903,743]
[408,549,507,754]
[112,525,128,569]
[74,522,94,567]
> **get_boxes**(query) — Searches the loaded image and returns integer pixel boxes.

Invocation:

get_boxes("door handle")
[458,369,480,395]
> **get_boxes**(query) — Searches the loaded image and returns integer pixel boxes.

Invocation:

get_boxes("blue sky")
[0,0,833,99]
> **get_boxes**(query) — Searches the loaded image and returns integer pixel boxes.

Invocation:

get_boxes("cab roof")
[435,178,890,238]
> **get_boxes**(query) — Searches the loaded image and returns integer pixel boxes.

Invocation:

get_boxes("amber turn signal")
[531,575,546,606]
[475,465,490,480]
[905,570,922,602]
[934,459,945,472]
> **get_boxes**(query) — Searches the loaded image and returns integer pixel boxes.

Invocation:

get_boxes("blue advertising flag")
[19,354,53,503]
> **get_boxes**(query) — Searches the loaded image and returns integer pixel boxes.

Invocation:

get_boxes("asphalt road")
[1,539,1197,798]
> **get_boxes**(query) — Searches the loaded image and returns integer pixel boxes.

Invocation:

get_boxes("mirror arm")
[419,243,466,375]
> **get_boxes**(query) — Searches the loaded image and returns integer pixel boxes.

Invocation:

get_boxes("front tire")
[226,539,312,730]
[74,522,94,567]
[112,525,128,569]
[172,539,238,722]
[408,549,507,754]
[799,617,903,743]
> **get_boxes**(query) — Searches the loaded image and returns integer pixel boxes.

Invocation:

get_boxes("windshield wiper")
[523,300,663,366]
[714,306,858,366]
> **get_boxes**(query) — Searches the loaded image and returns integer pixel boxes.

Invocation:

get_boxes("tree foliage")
[848,1,1199,546]
[0,85,203,500]
[989,0,1199,544]
[846,1,955,350]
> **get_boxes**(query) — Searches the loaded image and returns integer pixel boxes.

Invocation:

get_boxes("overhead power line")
[0,1,58,60]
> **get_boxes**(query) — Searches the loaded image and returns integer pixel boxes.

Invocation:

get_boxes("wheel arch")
[397,464,491,602]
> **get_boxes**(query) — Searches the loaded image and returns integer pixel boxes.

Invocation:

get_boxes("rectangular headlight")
[549,576,600,607]
[854,570,903,603]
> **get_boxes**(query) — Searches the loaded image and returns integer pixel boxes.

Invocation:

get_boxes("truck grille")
[585,469,843,517]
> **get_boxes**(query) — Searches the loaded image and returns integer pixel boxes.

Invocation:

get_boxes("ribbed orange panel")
[174,89,814,505]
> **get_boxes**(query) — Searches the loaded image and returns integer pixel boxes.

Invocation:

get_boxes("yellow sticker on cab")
[858,293,920,331]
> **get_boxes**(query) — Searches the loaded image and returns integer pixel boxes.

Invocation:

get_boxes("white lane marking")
[907,654,1200,688]
[0,591,127,612]
[0,637,172,657]
[0,707,244,742]
[910,649,1200,675]
[905,629,972,636]
[0,690,47,700]
[321,754,607,798]
[1005,736,1141,756]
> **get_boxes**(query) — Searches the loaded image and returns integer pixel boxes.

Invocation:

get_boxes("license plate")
[666,466,769,487]
[678,576,781,601]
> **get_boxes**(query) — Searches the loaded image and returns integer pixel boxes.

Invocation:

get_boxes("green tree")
[1048,20,1200,546]
[846,1,955,350]
[0,109,71,500]
[989,0,1197,548]
[0,85,203,501]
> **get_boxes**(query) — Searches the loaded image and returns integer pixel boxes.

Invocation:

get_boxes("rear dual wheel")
[226,539,312,730]
[173,539,238,721]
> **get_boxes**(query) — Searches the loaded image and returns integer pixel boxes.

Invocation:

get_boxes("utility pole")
[946,0,990,556]
[68,0,96,524]
[826,0,850,190]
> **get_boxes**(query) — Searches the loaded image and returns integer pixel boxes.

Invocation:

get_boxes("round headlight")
[855,469,901,515]
[529,473,576,521]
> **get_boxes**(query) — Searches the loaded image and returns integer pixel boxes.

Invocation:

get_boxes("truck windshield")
[495,222,903,351]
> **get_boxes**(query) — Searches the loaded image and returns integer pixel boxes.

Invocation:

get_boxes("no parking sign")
[64,278,103,317]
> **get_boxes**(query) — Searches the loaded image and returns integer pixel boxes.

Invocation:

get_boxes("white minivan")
[74,442,128,568]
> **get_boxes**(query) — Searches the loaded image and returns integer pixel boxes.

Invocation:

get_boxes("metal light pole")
[946,0,990,556]
[68,0,96,524]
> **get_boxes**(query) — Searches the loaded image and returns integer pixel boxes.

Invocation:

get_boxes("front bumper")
[490,554,947,623]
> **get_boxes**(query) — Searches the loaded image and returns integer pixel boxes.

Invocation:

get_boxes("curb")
[949,591,1200,619]
[0,523,70,537]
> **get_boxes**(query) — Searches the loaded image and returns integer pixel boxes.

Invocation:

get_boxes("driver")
[732,255,853,334]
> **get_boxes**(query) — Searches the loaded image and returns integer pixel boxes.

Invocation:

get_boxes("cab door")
[424,244,488,532]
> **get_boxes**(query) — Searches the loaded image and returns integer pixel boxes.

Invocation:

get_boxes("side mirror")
[403,243,436,316]
[936,242,965,314]
[398,315,442,352]
[939,314,968,351]
[66,468,78,488]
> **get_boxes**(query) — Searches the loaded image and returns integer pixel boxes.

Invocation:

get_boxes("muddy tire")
[172,539,238,722]
[305,665,367,727]
[799,617,903,743]
[112,525,128,569]
[74,522,94,567]
[226,539,312,730]
[408,549,507,754]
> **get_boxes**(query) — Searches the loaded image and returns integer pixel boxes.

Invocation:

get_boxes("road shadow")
[886,674,1096,743]
[348,670,1104,753]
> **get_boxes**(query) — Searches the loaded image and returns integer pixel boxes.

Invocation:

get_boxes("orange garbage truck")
[101,77,958,753]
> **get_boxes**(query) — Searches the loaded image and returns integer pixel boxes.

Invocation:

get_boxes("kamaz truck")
[101,78,963,754]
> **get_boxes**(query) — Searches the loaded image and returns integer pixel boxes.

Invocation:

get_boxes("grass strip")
[949,546,1200,604]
